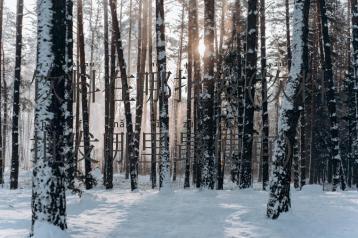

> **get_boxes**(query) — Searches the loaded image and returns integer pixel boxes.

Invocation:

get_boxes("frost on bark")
[240,0,258,189]
[267,0,310,219]
[10,0,24,190]
[156,0,170,191]
[31,0,71,233]
[109,0,136,190]
[319,0,345,191]
[64,0,74,191]
[199,0,215,189]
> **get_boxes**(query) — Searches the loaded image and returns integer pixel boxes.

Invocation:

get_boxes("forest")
[0,0,357,237]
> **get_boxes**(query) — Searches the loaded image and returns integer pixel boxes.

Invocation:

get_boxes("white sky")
[5,0,35,11]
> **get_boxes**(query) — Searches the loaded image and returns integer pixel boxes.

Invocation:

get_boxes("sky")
[5,0,35,12]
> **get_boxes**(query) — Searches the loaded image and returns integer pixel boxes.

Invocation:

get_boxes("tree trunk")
[103,0,112,189]
[156,0,170,191]
[0,0,3,185]
[240,0,258,189]
[64,0,75,190]
[10,0,24,190]
[267,0,310,219]
[319,0,346,191]
[110,0,136,190]
[148,0,156,189]
[260,0,269,190]
[78,0,94,190]
[200,0,215,189]
[351,0,358,189]
[286,0,292,70]
[31,0,71,233]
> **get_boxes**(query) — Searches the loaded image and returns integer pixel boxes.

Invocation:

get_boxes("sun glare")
[198,40,206,58]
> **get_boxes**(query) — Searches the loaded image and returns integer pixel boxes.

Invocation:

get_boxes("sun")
[198,40,206,58]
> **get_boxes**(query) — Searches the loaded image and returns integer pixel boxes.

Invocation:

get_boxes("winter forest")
[0,0,357,237]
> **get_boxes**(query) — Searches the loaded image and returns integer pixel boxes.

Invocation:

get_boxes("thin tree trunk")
[103,0,112,189]
[0,0,3,185]
[286,0,292,70]
[110,0,136,190]
[260,0,269,190]
[10,0,24,190]
[78,0,93,190]
[148,0,156,189]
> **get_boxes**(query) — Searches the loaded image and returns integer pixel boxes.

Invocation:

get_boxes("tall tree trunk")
[110,0,136,190]
[319,0,346,191]
[351,0,358,189]
[148,0,156,189]
[231,0,243,186]
[185,2,193,189]
[10,0,24,190]
[0,0,3,185]
[156,0,170,191]
[64,0,75,190]
[31,0,71,233]
[267,0,310,219]
[240,0,258,189]
[260,0,269,190]
[103,0,112,189]
[78,0,94,190]
[200,0,215,189]
[286,0,292,70]
[188,0,202,187]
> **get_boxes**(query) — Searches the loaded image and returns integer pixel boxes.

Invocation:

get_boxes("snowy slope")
[0,179,358,238]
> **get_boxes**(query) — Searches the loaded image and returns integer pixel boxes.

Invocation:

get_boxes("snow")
[32,222,70,238]
[1,176,358,238]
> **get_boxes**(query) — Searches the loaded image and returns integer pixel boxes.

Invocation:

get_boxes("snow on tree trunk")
[351,0,358,189]
[31,0,70,234]
[10,0,24,190]
[240,0,258,189]
[64,0,74,190]
[198,0,216,190]
[156,0,170,191]
[319,0,346,191]
[266,0,310,219]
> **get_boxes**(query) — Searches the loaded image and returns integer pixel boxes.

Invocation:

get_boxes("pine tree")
[10,0,24,190]
[319,0,346,191]
[200,0,215,189]
[351,0,358,189]
[267,0,310,219]
[31,0,71,233]
[260,0,269,190]
[78,0,94,190]
[240,0,259,189]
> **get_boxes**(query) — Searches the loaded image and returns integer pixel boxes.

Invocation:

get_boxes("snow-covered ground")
[1,175,358,238]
